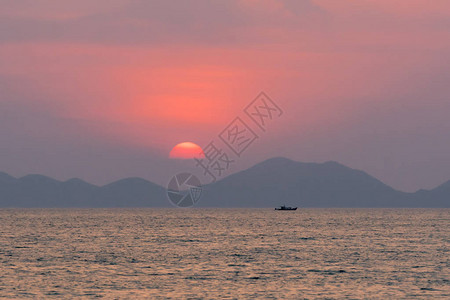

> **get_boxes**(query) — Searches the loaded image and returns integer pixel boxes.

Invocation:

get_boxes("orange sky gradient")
[1,0,450,191]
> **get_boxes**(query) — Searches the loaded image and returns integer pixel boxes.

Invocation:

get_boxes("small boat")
[275,205,297,211]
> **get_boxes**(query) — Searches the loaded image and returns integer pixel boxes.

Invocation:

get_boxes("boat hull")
[275,207,297,211]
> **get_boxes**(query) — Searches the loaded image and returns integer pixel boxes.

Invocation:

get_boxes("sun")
[169,142,204,159]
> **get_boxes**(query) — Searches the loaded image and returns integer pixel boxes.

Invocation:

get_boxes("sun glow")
[169,142,204,159]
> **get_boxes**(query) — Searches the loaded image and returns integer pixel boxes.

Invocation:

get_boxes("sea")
[0,208,448,299]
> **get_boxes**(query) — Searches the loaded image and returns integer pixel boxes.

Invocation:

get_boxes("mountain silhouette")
[0,157,448,207]
[200,157,410,207]
[0,174,167,207]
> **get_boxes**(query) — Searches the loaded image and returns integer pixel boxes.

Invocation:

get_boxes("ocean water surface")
[0,208,448,298]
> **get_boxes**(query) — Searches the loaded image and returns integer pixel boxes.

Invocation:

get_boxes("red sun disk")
[169,142,204,159]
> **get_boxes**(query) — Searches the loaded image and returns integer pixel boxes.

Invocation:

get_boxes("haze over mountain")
[200,158,446,207]
[0,158,448,208]
[0,171,167,208]
[1,1,450,194]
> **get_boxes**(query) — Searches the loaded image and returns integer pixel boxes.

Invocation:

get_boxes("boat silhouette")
[275,205,297,211]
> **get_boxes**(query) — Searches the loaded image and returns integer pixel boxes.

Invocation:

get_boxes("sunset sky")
[1,0,450,192]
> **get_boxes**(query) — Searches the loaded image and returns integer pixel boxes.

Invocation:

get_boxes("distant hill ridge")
[0,157,448,207]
